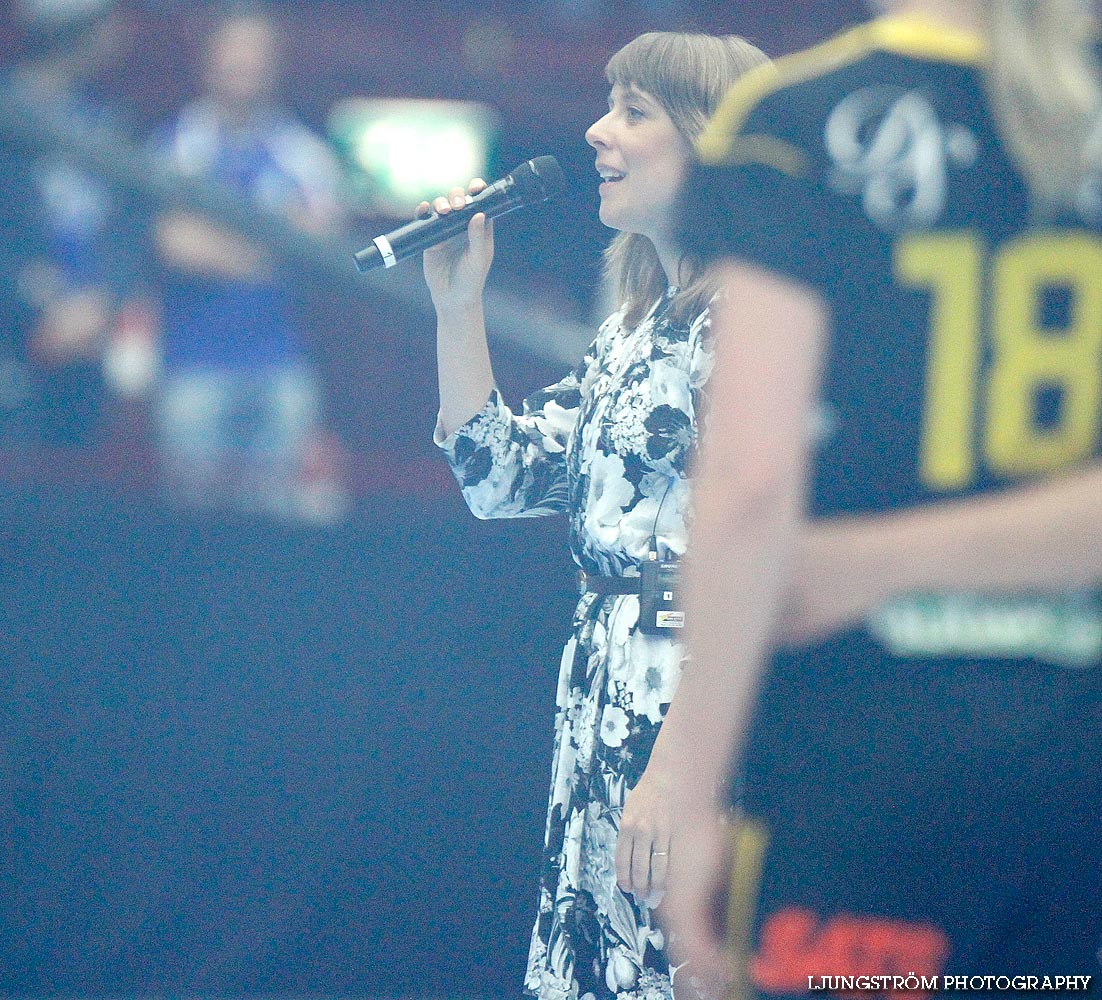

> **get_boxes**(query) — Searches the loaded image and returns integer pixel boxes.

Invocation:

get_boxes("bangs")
[605,33,705,125]
[604,32,769,142]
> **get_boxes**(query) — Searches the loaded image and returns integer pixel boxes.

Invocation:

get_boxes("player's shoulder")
[697,15,986,174]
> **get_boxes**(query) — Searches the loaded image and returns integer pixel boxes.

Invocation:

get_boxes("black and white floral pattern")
[437,290,713,1000]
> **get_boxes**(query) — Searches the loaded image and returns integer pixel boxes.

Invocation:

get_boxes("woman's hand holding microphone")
[420,179,496,314]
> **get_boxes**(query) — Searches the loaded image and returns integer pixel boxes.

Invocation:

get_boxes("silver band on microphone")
[373,235,397,269]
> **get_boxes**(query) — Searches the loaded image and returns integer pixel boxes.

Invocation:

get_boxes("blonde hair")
[987,0,1102,213]
[601,32,770,328]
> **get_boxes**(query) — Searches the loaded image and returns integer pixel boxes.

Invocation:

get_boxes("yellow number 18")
[896,231,1102,491]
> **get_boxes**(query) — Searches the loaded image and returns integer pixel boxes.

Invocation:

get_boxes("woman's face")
[585,83,692,244]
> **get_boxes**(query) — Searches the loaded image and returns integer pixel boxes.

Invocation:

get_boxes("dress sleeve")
[434,352,590,520]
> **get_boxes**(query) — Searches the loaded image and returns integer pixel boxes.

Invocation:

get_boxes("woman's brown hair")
[601,32,771,328]
[988,0,1102,215]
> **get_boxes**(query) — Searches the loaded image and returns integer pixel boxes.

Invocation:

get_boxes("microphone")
[353,155,566,273]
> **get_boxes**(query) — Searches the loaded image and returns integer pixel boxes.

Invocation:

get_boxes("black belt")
[576,569,642,595]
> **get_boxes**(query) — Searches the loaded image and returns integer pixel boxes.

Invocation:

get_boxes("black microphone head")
[509,155,566,205]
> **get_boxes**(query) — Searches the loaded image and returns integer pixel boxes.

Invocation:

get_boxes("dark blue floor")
[1,484,576,999]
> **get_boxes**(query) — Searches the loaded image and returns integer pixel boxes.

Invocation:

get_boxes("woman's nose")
[586,113,611,149]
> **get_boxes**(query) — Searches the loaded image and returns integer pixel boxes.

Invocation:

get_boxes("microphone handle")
[354,180,522,273]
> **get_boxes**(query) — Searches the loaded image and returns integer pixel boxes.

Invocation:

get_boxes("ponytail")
[987,0,1102,213]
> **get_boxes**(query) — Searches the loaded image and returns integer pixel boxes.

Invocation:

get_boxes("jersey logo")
[749,907,950,999]
[1074,115,1102,223]
[825,86,977,229]
[1077,167,1102,225]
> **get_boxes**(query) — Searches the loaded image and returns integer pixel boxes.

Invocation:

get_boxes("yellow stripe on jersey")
[696,14,987,170]
[872,13,986,66]
[714,134,810,178]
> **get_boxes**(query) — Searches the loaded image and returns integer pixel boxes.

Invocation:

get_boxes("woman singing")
[422,30,769,1000]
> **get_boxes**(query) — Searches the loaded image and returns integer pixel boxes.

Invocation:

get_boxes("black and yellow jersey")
[682,14,1102,515]
[681,22,1102,961]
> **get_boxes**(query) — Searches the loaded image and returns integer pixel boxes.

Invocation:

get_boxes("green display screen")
[328,97,500,218]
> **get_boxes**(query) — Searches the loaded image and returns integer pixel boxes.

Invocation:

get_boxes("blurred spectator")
[0,0,150,448]
[148,7,348,523]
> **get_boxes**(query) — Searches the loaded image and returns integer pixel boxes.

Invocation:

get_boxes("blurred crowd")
[0,0,353,523]
[0,0,863,525]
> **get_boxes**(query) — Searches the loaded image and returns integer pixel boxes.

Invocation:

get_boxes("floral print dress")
[436,289,714,1000]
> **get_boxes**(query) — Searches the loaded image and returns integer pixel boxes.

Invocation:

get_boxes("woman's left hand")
[616,761,673,905]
